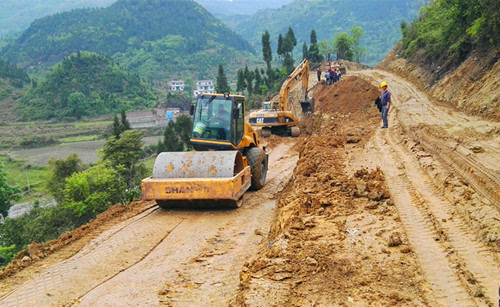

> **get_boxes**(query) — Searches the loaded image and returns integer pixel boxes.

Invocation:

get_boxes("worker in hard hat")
[379,82,391,128]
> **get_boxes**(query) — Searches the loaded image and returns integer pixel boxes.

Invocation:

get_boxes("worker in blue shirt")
[380,82,391,128]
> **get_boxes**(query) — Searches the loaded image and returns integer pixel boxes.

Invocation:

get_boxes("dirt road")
[348,69,500,304]
[0,140,299,306]
[1,67,499,306]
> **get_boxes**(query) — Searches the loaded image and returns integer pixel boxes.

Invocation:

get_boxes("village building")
[193,80,214,96]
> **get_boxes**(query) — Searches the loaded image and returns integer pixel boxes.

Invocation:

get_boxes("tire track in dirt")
[355,69,500,210]
[74,140,299,306]
[372,130,478,306]
[0,208,185,306]
[0,140,298,306]
[384,131,500,303]
[415,127,500,209]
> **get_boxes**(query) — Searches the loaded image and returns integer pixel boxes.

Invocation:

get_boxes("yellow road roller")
[142,93,268,208]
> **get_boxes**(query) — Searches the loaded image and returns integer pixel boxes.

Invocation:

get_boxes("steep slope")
[234,0,421,66]
[378,0,499,120]
[379,47,499,120]
[0,0,255,80]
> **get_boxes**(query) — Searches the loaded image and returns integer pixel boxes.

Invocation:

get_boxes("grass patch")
[59,135,101,143]
[73,121,112,128]
[142,156,156,175]
[0,155,51,201]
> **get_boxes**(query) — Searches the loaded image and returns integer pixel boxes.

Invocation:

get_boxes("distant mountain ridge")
[0,0,116,37]
[234,0,422,66]
[0,0,255,80]
[0,0,293,38]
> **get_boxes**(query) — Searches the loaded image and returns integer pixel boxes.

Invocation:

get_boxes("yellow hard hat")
[380,82,388,87]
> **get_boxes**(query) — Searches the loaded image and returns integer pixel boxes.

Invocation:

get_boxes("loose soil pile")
[236,76,433,305]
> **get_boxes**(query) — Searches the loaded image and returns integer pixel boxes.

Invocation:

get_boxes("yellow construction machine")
[142,93,268,208]
[247,59,314,137]
[325,51,346,75]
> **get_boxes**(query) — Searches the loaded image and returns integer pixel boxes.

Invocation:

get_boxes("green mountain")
[0,0,255,80]
[17,51,158,121]
[234,0,422,66]
[197,0,293,15]
[0,0,116,37]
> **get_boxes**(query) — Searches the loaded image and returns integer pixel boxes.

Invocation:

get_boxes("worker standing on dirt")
[325,70,331,85]
[331,69,338,83]
[380,82,391,128]
[317,67,321,82]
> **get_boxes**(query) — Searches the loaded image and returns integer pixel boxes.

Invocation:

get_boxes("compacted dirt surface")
[1,66,499,306]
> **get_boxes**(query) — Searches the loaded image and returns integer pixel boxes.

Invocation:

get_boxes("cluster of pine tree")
[0,59,30,88]
[234,27,324,107]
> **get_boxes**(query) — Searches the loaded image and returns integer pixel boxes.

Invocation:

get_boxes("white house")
[166,79,184,92]
[193,80,214,96]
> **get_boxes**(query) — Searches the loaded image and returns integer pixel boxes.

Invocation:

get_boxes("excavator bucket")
[142,151,251,208]
[300,98,315,114]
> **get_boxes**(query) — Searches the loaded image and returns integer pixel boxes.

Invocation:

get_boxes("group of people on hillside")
[317,67,341,85]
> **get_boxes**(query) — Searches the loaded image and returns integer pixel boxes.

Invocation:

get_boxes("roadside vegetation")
[400,0,499,70]
[0,110,191,267]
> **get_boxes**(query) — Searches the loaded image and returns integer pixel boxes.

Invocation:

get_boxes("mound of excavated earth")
[236,76,433,305]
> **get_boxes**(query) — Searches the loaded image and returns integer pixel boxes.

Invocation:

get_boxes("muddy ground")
[1,69,499,306]
[236,76,433,305]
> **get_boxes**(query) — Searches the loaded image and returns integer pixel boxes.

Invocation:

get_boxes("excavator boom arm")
[277,59,309,111]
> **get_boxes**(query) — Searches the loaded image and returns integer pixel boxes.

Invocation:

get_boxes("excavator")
[142,92,268,208]
[247,59,314,137]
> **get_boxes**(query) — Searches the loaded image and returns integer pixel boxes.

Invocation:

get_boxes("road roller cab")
[141,93,268,208]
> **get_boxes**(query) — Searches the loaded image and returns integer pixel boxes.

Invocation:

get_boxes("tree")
[215,64,230,93]
[112,114,122,138]
[253,68,262,95]
[47,154,85,203]
[302,42,309,60]
[262,30,273,69]
[283,53,295,75]
[334,32,354,61]
[112,108,131,138]
[308,29,322,63]
[350,26,367,63]
[174,115,193,150]
[120,108,131,131]
[67,92,88,120]
[101,129,146,190]
[163,120,184,152]
[0,163,21,217]
[244,65,254,97]
[236,68,246,92]
[63,163,127,217]
[317,41,329,60]
[277,34,284,58]
[284,27,297,54]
